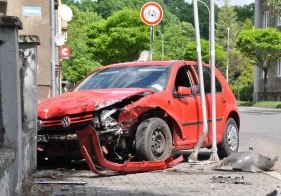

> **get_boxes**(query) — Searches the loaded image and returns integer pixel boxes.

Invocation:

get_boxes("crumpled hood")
[38,88,154,119]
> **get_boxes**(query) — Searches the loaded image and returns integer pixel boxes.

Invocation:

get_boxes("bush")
[240,84,254,101]
[230,83,253,101]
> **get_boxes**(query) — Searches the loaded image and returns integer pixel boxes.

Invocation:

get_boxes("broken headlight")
[100,109,118,128]
[92,115,100,129]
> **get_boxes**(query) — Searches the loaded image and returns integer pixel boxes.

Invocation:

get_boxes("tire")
[135,118,172,161]
[217,118,239,158]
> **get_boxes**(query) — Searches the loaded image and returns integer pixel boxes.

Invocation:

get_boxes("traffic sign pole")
[150,25,154,60]
[140,2,163,61]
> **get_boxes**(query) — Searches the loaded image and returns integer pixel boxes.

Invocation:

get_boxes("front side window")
[74,66,170,92]
[174,66,192,90]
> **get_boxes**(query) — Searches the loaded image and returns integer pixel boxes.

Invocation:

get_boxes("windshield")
[74,65,171,92]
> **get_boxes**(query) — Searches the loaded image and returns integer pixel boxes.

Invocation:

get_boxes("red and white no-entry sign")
[140,2,163,26]
[59,46,71,59]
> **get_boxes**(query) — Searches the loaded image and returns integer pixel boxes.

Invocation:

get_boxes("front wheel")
[135,118,172,161]
[217,118,239,158]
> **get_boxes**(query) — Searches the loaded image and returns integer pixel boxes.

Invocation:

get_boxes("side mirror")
[177,86,191,96]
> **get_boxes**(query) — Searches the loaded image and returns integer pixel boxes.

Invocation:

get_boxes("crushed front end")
[37,90,183,174]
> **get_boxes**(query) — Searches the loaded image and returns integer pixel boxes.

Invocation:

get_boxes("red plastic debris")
[76,125,183,176]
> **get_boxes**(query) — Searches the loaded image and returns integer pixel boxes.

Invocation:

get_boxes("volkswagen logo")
[61,116,71,127]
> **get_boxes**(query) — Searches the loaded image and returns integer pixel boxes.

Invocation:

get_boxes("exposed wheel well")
[138,107,179,137]
[227,111,240,130]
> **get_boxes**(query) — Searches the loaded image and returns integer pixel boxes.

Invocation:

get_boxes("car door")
[193,65,227,143]
[171,65,202,149]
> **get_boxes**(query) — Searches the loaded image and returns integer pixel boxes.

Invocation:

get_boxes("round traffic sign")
[140,2,163,26]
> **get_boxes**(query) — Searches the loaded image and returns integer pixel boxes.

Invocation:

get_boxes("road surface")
[239,106,281,172]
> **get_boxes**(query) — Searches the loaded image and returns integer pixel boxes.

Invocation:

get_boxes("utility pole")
[149,26,154,61]
[188,0,208,162]
[51,0,56,97]
[209,0,219,162]
[197,0,210,61]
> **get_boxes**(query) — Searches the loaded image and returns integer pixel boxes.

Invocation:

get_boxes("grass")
[237,101,281,108]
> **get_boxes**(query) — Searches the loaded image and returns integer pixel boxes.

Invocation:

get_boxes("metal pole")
[58,0,62,95]
[158,30,164,60]
[209,0,219,162]
[197,0,210,62]
[226,27,230,83]
[51,0,56,96]
[188,0,208,162]
[149,25,153,61]
[55,9,59,96]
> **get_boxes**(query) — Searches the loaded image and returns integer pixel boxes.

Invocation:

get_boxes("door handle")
[221,98,226,103]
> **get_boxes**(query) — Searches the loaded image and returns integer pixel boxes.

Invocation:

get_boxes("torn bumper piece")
[76,125,183,176]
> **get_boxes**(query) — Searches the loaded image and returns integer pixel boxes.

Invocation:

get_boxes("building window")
[278,58,281,77]
[277,16,281,26]
[263,11,269,28]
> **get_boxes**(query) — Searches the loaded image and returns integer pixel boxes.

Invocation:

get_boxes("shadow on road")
[37,150,213,171]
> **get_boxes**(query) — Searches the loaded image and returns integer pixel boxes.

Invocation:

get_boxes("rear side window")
[193,66,223,94]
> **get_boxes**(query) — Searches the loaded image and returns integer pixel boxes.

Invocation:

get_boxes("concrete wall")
[0,16,23,196]
[19,35,39,181]
[6,0,51,101]
[0,16,39,196]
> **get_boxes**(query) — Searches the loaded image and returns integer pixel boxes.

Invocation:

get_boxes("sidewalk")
[28,159,281,196]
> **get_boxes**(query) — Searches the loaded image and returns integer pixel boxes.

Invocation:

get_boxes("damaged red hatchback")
[37,60,239,165]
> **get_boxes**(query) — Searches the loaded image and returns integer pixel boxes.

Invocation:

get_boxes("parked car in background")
[37,60,240,164]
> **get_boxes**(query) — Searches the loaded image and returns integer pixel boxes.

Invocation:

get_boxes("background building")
[254,0,281,101]
[5,0,66,102]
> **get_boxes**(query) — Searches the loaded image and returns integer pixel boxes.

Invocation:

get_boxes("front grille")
[42,114,92,127]
[39,121,91,135]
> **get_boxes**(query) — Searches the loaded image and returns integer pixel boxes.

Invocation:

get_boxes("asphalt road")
[238,106,281,173]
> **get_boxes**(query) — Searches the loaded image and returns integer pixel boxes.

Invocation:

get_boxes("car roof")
[96,60,206,70]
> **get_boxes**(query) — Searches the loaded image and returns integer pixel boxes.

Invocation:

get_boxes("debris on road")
[76,125,183,176]
[50,174,56,179]
[266,189,278,196]
[214,152,278,172]
[35,180,87,185]
[211,176,252,185]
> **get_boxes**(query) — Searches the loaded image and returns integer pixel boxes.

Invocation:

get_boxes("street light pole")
[158,30,164,60]
[226,27,230,83]
[209,0,219,162]
[51,0,56,97]
[198,0,210,61]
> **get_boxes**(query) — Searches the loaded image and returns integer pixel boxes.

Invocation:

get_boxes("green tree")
[182,39,227,72]
[233,3,255,27]
[267,0,281,16]
[153,21,195,60]
[242,18,254,30]
[95,0,146,18]
[62,7,102,85]
[164,0,219,40]
[62,0,96,12]
[216,0,239,49]
[228,50,253,100]
[87,8,150,65]
[237,28,281,98]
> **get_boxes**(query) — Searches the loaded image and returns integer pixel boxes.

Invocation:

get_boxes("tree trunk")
[263,69,268,101]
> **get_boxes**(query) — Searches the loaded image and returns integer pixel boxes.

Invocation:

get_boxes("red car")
[37,60,239,164]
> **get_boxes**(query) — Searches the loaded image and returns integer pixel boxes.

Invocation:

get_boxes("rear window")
[193,65,223,94]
